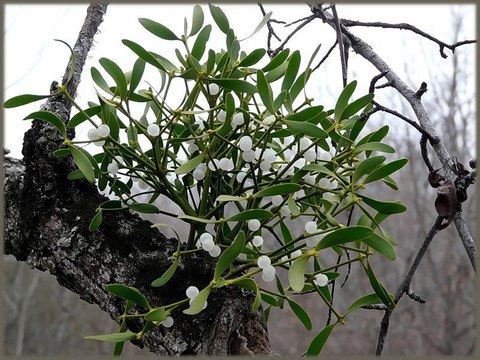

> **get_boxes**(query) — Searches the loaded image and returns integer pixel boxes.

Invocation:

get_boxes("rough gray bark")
[4,3,272,356]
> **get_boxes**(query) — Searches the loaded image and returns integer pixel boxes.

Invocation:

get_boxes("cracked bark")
[3,3,272,356]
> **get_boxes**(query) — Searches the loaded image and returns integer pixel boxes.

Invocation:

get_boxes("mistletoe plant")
[5,4,409,356]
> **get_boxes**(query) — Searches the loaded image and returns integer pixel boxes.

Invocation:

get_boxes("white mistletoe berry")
[314,273,329,287]
[208,245,221,257]
[162,316,174,328]
[248,219,261,232]
[257,255,271,269]
[186,286,199,299]
[147,123,160,137]
[305,221,318,233]
[97,124,110,138]
[252,235,264,247]
[208,83,220,96]
[261,265,276,282]
[87,128,100,141]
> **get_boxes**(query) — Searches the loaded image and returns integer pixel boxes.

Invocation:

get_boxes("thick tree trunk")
[3,3,272,356]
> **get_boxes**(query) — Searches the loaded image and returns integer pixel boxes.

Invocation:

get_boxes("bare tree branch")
[272,15,315,56]
[331,5,348,87]
[310,4,476,273]
[341,19,476,58]
[376,216,444,355]
[312,39,338,72]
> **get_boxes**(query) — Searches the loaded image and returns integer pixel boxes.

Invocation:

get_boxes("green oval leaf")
[363,158,408,184]
[362,233,396,260]
[281,50,301,92]
[208,3,230,34]
[130,58,146,94]
[288,299,312,330]
[91,67,114,94]
[262,48,290,72]
[238,48,266,67]
[89,209,103,232]
[226,209,273,222]
[178,215,220,224]
[122,40,165,71]
[216,195,248,202]
[306,324,336,356]
[145,307,168,322]
[106,284,150,309]
[4,94,50,108]
[315,226,373,250]
[53,148,71,157]
[334,80,357,122]
[288,255,309,292]
[189,5,204,37]
[191,25,212,60]
[67,169,85,180]
[364,262,394,306]
[85,331,137,343]
[252,183,301,198]
[69,145,95,183]
[256,70,274,114]
[99,57,128,99]
[183,284,212,315]
[352,142,395,155]
[210,79,257,95]
[341,93,374,120]
[240,11,272,41]
[359,195,407,214]
[129,203,160,214]
[214,230,245,280]
[68,105,102,128]
[151,261,178,287]
[284,120,328,139]
[346,293,384,313]
[261,292,279,307]
[99,200,123,210]
[265,61,288,83]
[139,18,179,40]
[113,316,130,356]
[285,105,324,122]
[176,153,205,175]
[24,110,66,137]
[352,156,386,184]
[290,69,311,104]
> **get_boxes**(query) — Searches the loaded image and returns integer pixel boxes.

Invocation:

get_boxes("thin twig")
[372,101,436,142]
[341,19,476,58]
[376,216,444,355]
[257,3,281,56]
[368,70,389,93]
[406,288,426,304]
[331,5,347,87]
[285,15,311,27]
[420,134,435,172]
[312,40,338,72]
[272,15,315,55]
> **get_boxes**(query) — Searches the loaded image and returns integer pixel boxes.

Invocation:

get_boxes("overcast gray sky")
[4,4,475,158]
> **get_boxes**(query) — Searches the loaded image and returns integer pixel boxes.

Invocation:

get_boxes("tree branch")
[310,4,476,273]
[331,5,348,87]
[376,216,443,355]
[341,19,476,58]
